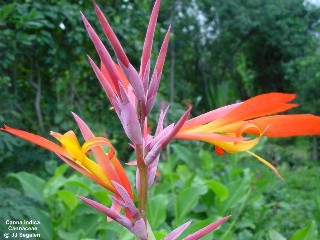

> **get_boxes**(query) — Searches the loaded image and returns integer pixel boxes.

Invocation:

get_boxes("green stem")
[136,143,148,219]
[136,101,148,221]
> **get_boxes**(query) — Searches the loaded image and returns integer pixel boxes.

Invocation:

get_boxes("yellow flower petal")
[51,131,83,161]
[81,137,113,154]
[81,156,115,192]
[51,131,116,192]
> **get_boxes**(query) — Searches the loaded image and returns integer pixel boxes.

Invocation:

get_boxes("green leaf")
[43,175,67,198]
[58,229,84,240]
[206,180,229,202]
[8,172,46,202]
[75,214,103,238]
[171,144,197,166]
[54,164,69,176]
[147,194,169,229]
[175,184,208,223]
[57,190,78,210]
[199,149,214,170]
[220,175,251,214]
[291,221,318,240]
[26,207,52,240]
[269,229,287,240]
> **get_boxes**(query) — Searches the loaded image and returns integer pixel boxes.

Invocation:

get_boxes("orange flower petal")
[110,156,133,199]
[175,132,246,142]
[194,93,298,132]
[72,113,122,190]
[181,103,241,130]
[250,114,320,137]
[1,125,69,157]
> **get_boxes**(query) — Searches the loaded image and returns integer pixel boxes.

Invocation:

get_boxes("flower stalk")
[135,143,148,220]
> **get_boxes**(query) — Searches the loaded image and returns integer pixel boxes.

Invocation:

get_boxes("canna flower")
[0,113,133,201]
[176,92,320,177]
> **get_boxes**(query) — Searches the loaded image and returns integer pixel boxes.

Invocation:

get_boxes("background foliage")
[1,0,320,239]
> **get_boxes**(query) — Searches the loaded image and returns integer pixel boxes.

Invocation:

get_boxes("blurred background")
[0,0,320,239]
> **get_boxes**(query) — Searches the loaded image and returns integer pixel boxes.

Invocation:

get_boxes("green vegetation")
[1,0,320,239]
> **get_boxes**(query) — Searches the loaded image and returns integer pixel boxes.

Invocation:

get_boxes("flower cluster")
[2,0,320,239]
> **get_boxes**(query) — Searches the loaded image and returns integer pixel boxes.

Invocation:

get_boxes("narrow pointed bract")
[119,61,146,102]
[161,106,192,147]
[87,55,121,115]
[78,196,132,228]
[140,0,161,77]
[164,221,191,240]
[93,1,130,67]
[120,102,143,144]
[184,215,231,240]
[146,26,171,114]
[81,12,121,95]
